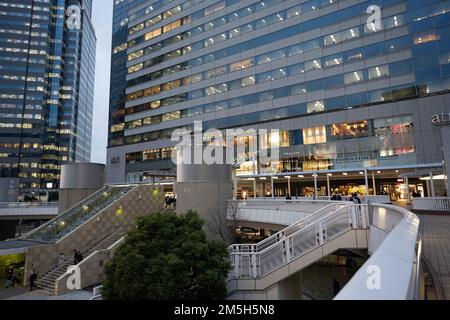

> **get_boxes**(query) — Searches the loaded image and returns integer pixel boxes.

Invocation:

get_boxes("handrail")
[335,203,421,300]
[19,186,109,239]
[0,202,58,209]
[21,185,135,242]
[228,201,349,254]
[228,203,368,279]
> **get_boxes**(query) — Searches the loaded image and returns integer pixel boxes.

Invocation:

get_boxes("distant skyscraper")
[0,0,96,200]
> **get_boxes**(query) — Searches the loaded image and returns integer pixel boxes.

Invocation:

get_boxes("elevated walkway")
[0,202,58,220]
[226,199,422,300]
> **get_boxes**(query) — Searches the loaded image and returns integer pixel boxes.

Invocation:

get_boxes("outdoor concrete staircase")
[36,232,124,293]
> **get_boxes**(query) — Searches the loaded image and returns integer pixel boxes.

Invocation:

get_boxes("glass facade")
[0,0,96,198]
[107,0,450,182]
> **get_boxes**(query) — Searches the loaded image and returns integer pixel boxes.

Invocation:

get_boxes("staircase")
[228,203,369,280]
[36,232,124,293]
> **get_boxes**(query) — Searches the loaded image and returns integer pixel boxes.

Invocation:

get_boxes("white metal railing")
[228,203,368,279]
[335,204,421,300]
[0,202,58,209]
[252,195,390,204]
[412,197,450,211]
[226,199,350,228]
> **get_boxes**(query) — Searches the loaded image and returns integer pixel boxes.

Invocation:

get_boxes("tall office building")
[0,0,96,200]
[107,0,450,198]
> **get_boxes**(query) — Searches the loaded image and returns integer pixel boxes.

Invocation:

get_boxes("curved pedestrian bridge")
[226,199,422,300]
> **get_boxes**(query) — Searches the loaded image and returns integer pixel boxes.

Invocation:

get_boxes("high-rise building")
[0,0,96,200]
[107,0,450,197]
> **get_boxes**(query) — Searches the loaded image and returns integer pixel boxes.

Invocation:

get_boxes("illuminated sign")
[432,113,450,126]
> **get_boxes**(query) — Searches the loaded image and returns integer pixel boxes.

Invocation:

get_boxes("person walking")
[5,268,14,289]
[29,270,37,291]
[352,193,362,204]
[73,249,79,265]
[58,253,65,266]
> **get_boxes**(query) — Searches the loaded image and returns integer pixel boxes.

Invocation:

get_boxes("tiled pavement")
[417,213,450,300]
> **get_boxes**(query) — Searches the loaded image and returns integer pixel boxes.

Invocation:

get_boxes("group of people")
[165,196,177,208]
[4,267,38,291]
[331,192,362,204]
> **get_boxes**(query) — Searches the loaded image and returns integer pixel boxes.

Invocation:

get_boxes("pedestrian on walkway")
[29,270,37,291]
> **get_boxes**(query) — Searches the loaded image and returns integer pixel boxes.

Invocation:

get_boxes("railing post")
[284,238,291,262]
[252,253,257,278]
[233,252,239,278]
[350,205,358,229]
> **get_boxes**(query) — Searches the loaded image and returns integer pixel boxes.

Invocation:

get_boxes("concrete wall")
[59,163,106,213]
[177,181,233,242]
[0,178,19,202]
[58,188,101,214]
[55,237,125,296]
[441,126,450,194]
[23,185,164,286]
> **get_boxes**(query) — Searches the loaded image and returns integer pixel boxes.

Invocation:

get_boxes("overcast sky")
[90,0,114,164]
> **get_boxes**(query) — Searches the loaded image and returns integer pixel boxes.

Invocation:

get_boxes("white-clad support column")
[364,169,369,197]
[271,176,275,198]
[287,176,291,197]
[313,173,318,200]
[233,171,237,200]
[429,172,436,197]
[372,171,376,195]
[405,176,411,205]
[327,174,331,197]
[253,178,257,198]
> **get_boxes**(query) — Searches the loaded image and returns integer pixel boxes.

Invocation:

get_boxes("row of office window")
[116,80,428,148]
[125,60,407,131]
[127,0,405,73]
[125,115,414,165]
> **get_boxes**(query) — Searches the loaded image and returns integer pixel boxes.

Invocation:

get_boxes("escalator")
[20,185,135,243]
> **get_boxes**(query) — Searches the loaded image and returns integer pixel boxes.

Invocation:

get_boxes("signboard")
[432,113,450,126]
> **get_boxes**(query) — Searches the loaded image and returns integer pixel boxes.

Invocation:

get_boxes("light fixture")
[343,172,348,176]
[377,171,381,174]
[298,175,304,178]
[327,173,332,177]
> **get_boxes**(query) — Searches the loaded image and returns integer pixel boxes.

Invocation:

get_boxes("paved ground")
[417,213,450,300]
[0,288,93,300]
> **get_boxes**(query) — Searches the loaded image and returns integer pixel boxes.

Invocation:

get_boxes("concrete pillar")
[313,173,318,200]
[233,171,237,200]
[253,178,257,198]
[364,169,369,196]
[287,177,291,197]
[271,176,275,198]
[372,171,376,195]
[406,176,411,205]
[327,175,331,197]
[441,126,450,195]
[429,172,436,197]
[278,271,303,300]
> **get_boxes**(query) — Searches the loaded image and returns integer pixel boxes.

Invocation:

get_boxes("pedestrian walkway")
[3,289,93,300]
[0,287,28,300]
[417,213,450,300]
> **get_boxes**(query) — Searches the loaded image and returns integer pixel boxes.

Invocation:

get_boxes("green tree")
[102,211,230,300]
